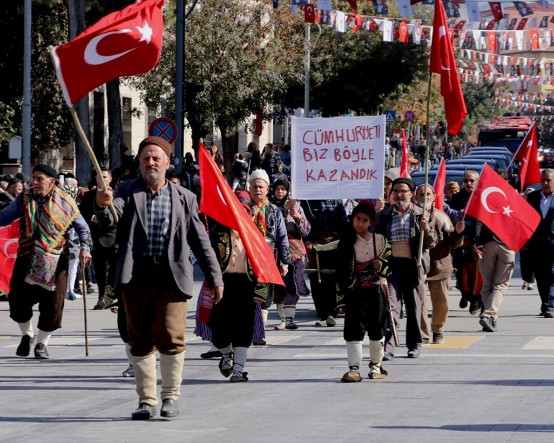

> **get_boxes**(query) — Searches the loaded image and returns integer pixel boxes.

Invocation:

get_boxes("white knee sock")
[18,321,33,337]
[261,309,268,327]
[284,305,296,322]
[369,338,385,365]
[37,329,52,346]
[233,346,248,376]
[125,342,132,365]
[346,341,363,371]
[277,303,285,321]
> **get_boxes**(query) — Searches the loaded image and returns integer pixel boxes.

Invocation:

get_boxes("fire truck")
[477,115,533,154]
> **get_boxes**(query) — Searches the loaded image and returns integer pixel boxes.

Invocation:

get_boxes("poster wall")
[290,115,386,199]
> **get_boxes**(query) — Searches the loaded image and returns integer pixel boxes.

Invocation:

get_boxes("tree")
[129,0,305,173]
[0,1,73,161]
[309,26,429,117]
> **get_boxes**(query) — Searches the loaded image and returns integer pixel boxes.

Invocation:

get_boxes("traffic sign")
[383,110,396,123]
[404,110,416,122]
[149,117,178,144]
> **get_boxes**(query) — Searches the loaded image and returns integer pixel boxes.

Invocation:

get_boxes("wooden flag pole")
[81,266,89,356]
[69,107,119,223]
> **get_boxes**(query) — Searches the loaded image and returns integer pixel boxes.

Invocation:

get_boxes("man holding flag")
[95,136,224,420]
[198,147,291,381]
[465,165,540,332]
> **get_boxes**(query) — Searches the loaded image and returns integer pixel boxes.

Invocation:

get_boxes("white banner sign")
[290,115,386,199]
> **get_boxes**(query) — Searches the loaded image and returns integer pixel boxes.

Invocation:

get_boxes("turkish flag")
[517,18,528,30]
[487,31,498,51]
[198,144,284,286]
[0,219,20,292]
[465,165,540,252]
[51,0,165,106]
[530,29,540,49]
[429,0,467,136]
[489,2,503,21]
[305,4,315,23]
[399,20,409,43]
[399,130,411,178]
[433,157,446,211]
[514,123,541,188]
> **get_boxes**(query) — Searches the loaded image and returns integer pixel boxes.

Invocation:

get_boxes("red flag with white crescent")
[198,144,284,286]
[433,157,447,211]
[429,0,467,136]
[0,219,20,292]
[400,130,411,178]
[50,0,165,106]
[465,165,539,252]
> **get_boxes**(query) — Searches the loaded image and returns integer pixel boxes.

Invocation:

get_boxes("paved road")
[1,264,554,443]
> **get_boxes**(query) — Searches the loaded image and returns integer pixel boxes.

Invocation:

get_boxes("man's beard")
[395,199,411,209]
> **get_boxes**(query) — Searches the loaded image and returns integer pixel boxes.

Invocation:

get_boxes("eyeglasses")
[392,189,411,194]
[463,179,475,183]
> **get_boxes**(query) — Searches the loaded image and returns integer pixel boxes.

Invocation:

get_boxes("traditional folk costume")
[0,176,91,359]
[336,210,392,382]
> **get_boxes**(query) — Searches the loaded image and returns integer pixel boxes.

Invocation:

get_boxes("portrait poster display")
[290,115,386,200]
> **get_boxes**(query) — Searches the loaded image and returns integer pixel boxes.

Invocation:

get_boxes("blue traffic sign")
[383,110,396,123]
[149,117,177,144]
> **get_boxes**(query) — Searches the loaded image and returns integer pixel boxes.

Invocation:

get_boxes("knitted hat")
[446,181,460,191]
[235,190,253,215]
[248,169,270,185]
[392,177,416,192]
[138,136,173,158]
[33,164,58,179]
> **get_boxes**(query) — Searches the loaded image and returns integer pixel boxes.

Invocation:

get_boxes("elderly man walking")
[0,164,92,360]
[95,136,223,420]
[375,177,437,359]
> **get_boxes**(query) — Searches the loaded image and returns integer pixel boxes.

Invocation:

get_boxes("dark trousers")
[9,253,68,332]
[386,257,424,354]
[533,252,554,314]
[91,244,116,301]
[209,273,257,349]
[343,286,386,342]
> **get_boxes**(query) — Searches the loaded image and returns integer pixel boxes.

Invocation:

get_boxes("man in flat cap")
[0,164,92,360]
[95,136,224,420]
[375,177,437,359]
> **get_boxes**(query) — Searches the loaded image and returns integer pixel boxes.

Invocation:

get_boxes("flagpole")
[69,107,119,222]
[417,75,433,265]
[460,163,487,222]
[506,122,534,173]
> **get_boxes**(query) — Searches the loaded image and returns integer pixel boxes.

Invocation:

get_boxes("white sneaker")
[122,365,134,377]
[326,315,336,327]
[274,321,286,330]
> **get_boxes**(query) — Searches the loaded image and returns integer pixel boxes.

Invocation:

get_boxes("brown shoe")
[368,362,388,380]
[341,370,362,383]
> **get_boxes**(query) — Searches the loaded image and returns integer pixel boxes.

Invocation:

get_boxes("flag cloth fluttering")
[0,219,20,292]
[399,129,411,178]
[464,165,540,252]
[198,144,284,286]
[433,157,447,211]
[429,0,467,136]
[515,123,542,189]
[51,0,165,106]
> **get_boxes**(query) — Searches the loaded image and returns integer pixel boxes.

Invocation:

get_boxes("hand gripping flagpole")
[69,107,119,223]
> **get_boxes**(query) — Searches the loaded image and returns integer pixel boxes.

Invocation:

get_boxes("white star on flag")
[502,206,513,216]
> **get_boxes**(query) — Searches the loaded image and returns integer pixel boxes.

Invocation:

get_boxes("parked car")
[539,149,554,168]
[462,154,509,171]
[445,158,499,171]
[468,146,512,156]
[412,169,466,190]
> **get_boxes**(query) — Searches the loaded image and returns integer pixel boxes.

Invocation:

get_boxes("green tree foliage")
[0,1,73,159]
[129,0,305,165]
[309,26,428,116]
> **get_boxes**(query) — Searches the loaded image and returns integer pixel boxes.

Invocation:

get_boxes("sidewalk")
[1,266,554,443]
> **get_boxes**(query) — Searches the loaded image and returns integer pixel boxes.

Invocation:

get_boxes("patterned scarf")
[23,186,80,251]
[251,199,269,236]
